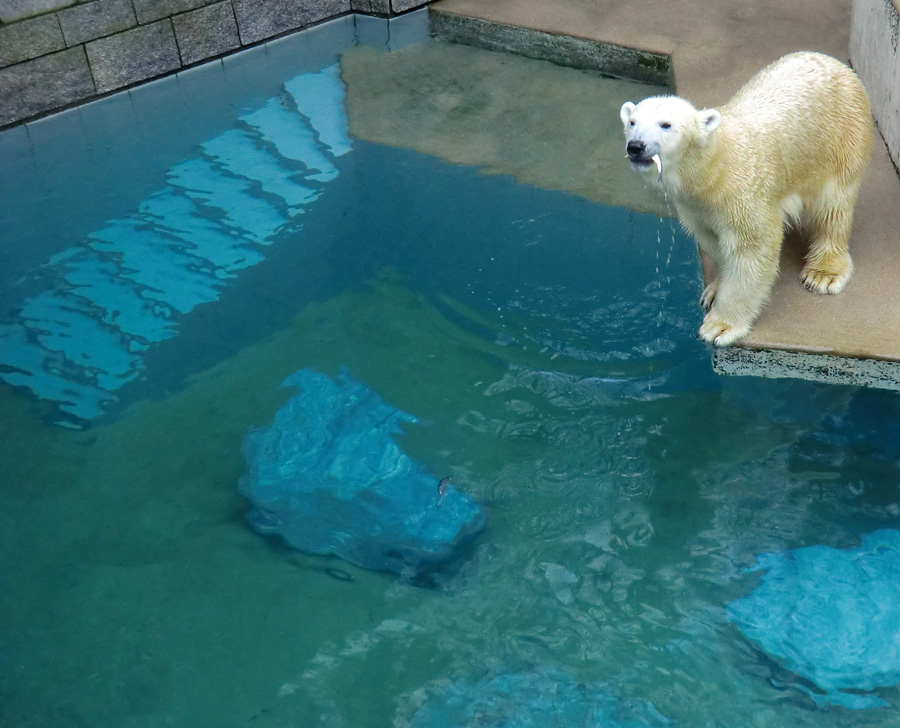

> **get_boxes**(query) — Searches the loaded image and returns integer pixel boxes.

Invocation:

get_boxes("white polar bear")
[620,52,873,346]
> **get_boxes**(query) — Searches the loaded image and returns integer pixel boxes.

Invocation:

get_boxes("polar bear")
[620,52,873,346]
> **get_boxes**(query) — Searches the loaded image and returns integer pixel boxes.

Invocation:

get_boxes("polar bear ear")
[697,109,722,135]
[620,102,636,126]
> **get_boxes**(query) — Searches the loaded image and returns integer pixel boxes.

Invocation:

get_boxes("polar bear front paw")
[801,265,852,295]
[700,280,719,311]
[698,314,750,347]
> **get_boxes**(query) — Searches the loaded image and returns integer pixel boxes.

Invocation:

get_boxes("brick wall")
[0,0,429,127]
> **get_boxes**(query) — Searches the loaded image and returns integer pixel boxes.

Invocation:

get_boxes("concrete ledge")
[850,0,900,174]
[429,8,672,84]
[714,347,900,391]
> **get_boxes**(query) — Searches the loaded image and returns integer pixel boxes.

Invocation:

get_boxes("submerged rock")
[238,368,485,577]
[404,668,669,728]
[727,530,900,709]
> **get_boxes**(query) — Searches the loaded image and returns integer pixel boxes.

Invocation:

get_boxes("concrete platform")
[429,0,900,388]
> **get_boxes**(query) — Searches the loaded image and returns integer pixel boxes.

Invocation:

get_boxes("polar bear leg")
[698,223,782,346]
[801,182,860,295]
[677,205,721,311]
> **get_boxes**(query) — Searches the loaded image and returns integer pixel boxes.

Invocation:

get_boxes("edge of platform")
[714,347,900,390]
[428,8,673,86]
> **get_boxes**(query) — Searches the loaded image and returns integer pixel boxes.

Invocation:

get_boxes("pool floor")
[1,11,900,727]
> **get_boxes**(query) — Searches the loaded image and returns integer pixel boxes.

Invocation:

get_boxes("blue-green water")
[1,11,900,727]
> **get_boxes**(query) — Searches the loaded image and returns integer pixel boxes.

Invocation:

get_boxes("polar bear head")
[620,96,721,176]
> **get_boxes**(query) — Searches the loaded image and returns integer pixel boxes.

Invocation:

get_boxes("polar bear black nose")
[626,140,646,158]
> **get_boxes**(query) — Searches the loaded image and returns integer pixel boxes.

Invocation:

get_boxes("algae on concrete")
[340,41,670,216]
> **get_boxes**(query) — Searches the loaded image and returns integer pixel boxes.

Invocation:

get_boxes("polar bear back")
[718,52,872,187]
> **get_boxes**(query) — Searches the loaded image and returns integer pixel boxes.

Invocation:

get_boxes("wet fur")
[620,52,873,346]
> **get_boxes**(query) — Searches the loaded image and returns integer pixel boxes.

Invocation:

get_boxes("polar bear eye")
[629,120,635,127]
[659,122,672,130]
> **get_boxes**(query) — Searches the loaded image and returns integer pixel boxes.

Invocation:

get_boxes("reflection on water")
[1,10,900,728]
[0,63,348,424]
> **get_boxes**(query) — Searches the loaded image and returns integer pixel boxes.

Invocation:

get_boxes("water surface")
[1,11,899,728]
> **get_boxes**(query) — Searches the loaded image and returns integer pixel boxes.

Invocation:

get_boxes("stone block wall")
[0,0,429,127]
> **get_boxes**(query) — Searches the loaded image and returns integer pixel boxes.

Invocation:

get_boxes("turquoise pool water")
[1,11,900,727]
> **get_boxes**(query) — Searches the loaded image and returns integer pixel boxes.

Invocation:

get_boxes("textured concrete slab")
[351,0,428,14]
[430,10,671,84]
[0,0,75,23]
[85,20,181,93]
[391,0,429,11]
[0,12,65,68]
[58,0,136,46]
[714,348,900,391]
[172,1,241,65]
[351,0,390,13]
[132,0,208,24]
[429,0,900,386]
[232,0,350,45]
[0,47,94,125]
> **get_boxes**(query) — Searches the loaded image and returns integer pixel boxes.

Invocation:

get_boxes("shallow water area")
[2,11,900,728]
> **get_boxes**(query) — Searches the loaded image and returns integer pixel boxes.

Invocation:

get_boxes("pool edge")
[714,347,900,391]
[428,8,673,86]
